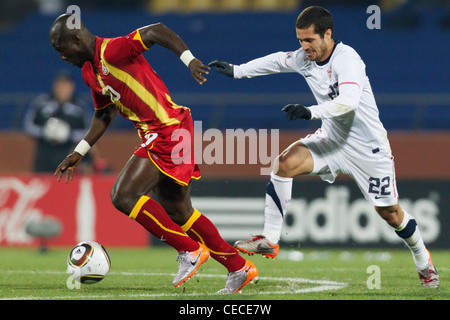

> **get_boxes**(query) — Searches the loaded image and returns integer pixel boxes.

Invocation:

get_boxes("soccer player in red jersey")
[49,13,257,293]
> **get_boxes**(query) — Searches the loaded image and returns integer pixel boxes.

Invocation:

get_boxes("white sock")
[395,210,429,270]
[262,172,292,244]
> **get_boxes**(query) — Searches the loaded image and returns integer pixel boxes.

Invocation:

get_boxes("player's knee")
[274,153,289,175]
[110,188,126,213]
[275,153,302,177]
[110,187,136,215]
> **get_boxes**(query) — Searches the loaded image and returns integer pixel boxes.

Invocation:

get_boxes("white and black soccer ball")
[67,241,111,284]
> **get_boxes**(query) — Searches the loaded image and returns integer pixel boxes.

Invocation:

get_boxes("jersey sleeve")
[308,55,366,120]
[90,89,114,111]
[233,51,298,79]
[103,29,149,65]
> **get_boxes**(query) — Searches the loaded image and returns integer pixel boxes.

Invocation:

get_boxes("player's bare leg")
[110,154,209,286]
[376,204,439,288]
[235,141,314,258]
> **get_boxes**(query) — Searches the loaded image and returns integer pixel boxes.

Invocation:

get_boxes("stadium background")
[0,0,448,249]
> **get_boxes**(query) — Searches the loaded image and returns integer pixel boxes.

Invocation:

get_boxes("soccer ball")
[67,241,111,284]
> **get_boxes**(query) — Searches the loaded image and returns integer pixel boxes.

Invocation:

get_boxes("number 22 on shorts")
[368,176,391,199]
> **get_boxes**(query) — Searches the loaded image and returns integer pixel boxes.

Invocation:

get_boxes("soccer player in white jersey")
[209,6,439,288]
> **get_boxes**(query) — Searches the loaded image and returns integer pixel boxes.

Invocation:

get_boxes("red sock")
[182,209,245,272]
[130,196,199,252]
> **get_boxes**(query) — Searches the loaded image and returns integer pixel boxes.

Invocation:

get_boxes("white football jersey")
[233,42,392,158]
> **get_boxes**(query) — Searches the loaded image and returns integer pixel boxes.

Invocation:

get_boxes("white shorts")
[300,129,398,207]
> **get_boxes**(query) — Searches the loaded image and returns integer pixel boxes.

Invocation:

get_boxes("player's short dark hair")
[296,6,333,38]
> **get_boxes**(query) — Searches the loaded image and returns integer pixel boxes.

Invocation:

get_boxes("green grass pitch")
[0,246,447,301]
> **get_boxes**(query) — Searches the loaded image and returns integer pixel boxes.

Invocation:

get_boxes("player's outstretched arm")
[138,22,209,84]
[54,105,117,183]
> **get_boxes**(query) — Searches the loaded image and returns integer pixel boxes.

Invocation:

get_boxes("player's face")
[51,37,85,68]
[296,26,333,62]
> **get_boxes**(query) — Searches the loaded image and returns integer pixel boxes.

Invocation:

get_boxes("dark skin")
[50,14,209,224]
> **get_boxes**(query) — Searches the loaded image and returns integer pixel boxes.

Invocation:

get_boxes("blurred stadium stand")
[0,0,448,132]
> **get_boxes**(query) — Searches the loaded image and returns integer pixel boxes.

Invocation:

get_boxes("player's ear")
[324,28,333,40]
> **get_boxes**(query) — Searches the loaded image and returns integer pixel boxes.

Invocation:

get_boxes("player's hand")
[188,58,210,85]
[282,104,312,120]
[54,152,83,184]
[208,60,234,78]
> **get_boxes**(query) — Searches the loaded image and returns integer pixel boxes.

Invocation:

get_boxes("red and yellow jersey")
[81,29,191,140]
